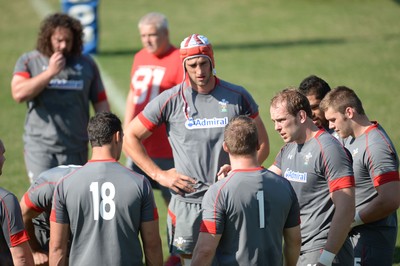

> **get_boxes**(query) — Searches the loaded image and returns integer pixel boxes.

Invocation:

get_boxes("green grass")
[1,0,400,264]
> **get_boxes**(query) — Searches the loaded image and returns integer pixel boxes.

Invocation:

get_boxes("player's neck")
[90,147,117,161]
[296,120,319,144]
[352,115,372,138]
[192,76,216,94]
[230,155,259,170]
[155,43,172,58]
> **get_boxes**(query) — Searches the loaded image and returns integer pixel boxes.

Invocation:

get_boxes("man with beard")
[11,13,110,183]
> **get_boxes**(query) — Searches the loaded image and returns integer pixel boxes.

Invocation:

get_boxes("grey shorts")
[24,149,87,183]
[167,196,202,255]
[350,225,396,265]
[297,238,353,266]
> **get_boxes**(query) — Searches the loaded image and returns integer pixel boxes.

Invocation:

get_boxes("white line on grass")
[30,0,53,17]
[29,0,126,117]
[91,58,126,116]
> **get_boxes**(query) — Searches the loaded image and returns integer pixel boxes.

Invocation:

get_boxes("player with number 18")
[49,112,162,266]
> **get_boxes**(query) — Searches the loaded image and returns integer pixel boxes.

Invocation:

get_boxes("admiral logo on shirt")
[48,79,84,90]
[284,168,307,183]
[185,117,228,129]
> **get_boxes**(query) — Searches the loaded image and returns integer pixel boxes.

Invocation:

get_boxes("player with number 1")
[192,116,301,266]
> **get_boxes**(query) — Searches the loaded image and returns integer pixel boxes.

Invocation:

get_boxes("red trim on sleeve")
[10,230,29,247]
[96,90,108,102]
[50,208,57,222]
[153,207,159,220]
[138,113,158,132]
[329,175,355,193]
[200,220,217,234]
[249,112,259,119]
[168,208,176,226]
[14,72,30,78]
[374,171,400,187]
[23,193,43,213]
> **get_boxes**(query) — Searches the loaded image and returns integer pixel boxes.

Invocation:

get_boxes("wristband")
[318,249,335,266]
[351,211,364,228]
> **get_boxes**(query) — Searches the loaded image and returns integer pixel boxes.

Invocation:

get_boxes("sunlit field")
[1,0,400,263]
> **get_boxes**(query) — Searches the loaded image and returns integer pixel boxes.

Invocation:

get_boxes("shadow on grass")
[97,37,345,57]
[213,37,345,51]
[393,0,400,5]
[96,48,139,57]
[97,32,400,57]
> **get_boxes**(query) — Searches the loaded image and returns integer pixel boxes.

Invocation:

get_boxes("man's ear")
[222,141,229,153]
[298,110,308,123]
[345,107,354,119]
[114,131,122,143]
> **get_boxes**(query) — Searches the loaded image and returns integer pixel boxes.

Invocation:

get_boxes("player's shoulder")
[365,123,392,142]
[315,129,344,148]
[168,46,181,58]
[217,78,247,92]
[0,187,12,197]
[17,50,43,62]
[134,48,149,60]
[156,83,182,100]
[23,50,41,57]
[279,142,296,155]
[216,78,256,105]
[35,165,82,185]
[76,54,98,67]
[0,187,18,204]
[263,168,295,187]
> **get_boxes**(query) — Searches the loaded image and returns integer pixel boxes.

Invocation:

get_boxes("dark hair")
[298,75,331,100]
[36,13,83,57]
[270,87,312,118]
[320,86,366,115]
[88,112,122,147]
[224,116,258,156]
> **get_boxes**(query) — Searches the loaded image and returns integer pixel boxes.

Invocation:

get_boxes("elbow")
[143,240,163,261]
[395,192,400,210]
[195,246,214,260]
[377,192,400,214]
[386,200,400,214]
[12,93,25,103]
[11,88,28,103]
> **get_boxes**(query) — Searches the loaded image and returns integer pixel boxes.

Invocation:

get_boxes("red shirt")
[129,46,183,158]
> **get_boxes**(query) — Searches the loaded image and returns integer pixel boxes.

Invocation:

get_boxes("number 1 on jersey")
[256,190,265,228]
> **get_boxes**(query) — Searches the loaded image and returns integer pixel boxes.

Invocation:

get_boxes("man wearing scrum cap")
[124,33,270,265]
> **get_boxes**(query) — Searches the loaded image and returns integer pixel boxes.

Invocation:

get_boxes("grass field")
[1,0,400,264]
